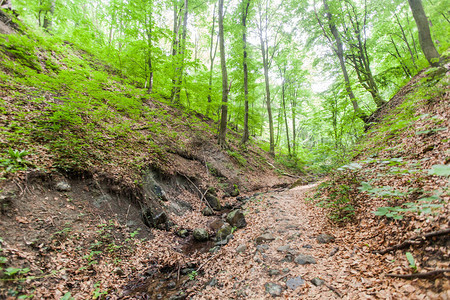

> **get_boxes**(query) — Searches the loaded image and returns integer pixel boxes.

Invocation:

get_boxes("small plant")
[92,282,107,299]
[0,149,32,172]
[428,165,450,177]
[188,270,198,280]
[60,292,75,300]
[405,252,417,272]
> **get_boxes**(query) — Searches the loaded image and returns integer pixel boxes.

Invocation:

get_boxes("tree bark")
[241,0,250,144]
[322,0,367,122]
[218,0,228,147]
[407,0,441,66]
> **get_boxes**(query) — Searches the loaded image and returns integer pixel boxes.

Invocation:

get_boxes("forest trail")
[190,183,436,299]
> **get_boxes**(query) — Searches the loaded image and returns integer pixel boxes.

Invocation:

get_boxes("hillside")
[0,11,301,299]
[0,7,449,300]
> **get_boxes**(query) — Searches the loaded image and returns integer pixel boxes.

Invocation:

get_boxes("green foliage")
[60,292,75,300]
[428,165,450,177]
[188,270,198,281]
[405,252,417,272]
[0,149,31,173]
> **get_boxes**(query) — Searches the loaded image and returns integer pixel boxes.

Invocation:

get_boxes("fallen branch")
[386,269,450,279]
[196,253,219,273]
[181,174,214,211]
[376,228,450,255]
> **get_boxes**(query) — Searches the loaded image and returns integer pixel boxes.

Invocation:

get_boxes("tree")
[240,0,250,144]
[218,0,229,147]
[407,0,441,66]
[314,0,368,122]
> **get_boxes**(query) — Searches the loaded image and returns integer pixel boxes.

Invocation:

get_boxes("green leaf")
[428,165,450,177]
[405,252,416,269]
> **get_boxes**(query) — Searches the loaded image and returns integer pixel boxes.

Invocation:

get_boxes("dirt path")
[190,184,432,299]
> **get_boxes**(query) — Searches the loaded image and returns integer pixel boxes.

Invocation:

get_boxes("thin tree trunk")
[218,0,228,147]
[241,0,250,144]
[207,2,219,116]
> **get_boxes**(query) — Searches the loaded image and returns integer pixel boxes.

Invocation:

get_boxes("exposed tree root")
[386,269,450,279]
[376,228,450,255]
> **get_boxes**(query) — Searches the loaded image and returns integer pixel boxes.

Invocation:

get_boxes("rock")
[209,246,220,253]
[282,253,294,262]
[216,223,233,241]
[93,194,112,208]
[282,268,290,273]
[277,245,290,252]
[142,206,169,230]
[55,181,71,192]
[253,254,262,263]
[209,219,225,232]
[311,278,324,286]
[264,282,283,297]
[302,244,313,249]
[236,244,247,253]
[286,276,305,290]
[167,281,176,290]
[193,228,209,241]
[114,267,124,276]
[207,278,218,287]
[268,269,280,276]
[255,233,275,245]
[226,210,247,228]
[181,268,195,275]
[176,229,189,238]
[256,244,269,252]
[329,247,339,257]
[317,233,335,244]
[236,196,249,202]
[202,206,214,216]
[294,254,316,265]
[230,189,240,197]
[205,193,221,211]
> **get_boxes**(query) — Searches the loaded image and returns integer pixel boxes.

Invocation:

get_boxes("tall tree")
[217,0,229,147]
[407,0,441,66]
[240,0,250,144]
[314,0,367,121]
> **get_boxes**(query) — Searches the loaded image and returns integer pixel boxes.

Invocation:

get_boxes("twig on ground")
[376,228,450,255]
[182,174,214,211]
[386,269,450,279]
[196,253,219,273]
[325,283,343,298]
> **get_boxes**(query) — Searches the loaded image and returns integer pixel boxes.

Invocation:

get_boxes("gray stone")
[167,281,176,290]
[142,207,169,230]
[286,276,305,290]
[226,210,247,228]
[236,244,247,253]
[209,246,220,253]
[282,253,294,262]
[277,245,290,252]
[311,278,324,286]
[205,193,221,211]
[256,244,269,252]
[268,269,280,276]
[294,254,316,265]
[302,244,313,249]
[264,282,283,297]
[282,268,290,273]
[207,278,218,287]
[55,181,71,192]
[202,206,214,216]
[317,233,335,244]
[193,228,209,241]
[255,233,275,245]
[93,194,112,208]
[216,223,233,241]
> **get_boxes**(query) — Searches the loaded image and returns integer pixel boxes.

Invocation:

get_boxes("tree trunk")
[258,5,275,155]
[207,2,218,116]
[241,0,250,144]
[407,0,441,66]
[43,0,55,32]
[322,0,367,122]
[218,0,228,147]
[281,78,291,156]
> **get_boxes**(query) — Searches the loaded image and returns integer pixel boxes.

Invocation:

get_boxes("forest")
[7,0,448,169]
[0,0,449,299]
